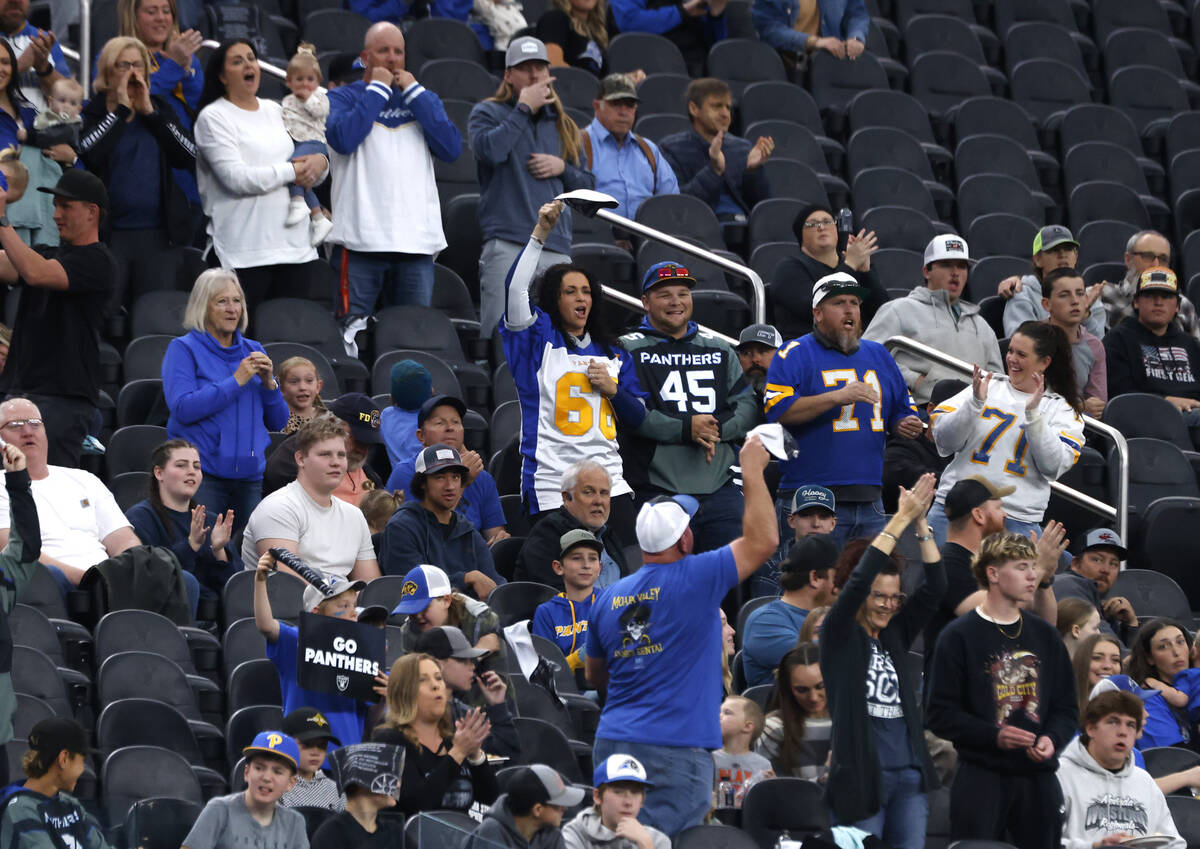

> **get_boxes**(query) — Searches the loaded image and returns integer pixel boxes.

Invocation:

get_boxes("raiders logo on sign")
[336,675,350,692]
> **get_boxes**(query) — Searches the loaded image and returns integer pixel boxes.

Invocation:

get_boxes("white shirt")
[0,466,132,569]
[241,480,375,580]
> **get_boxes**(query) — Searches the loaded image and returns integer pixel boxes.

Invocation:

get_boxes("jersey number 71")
[822,369,884,432]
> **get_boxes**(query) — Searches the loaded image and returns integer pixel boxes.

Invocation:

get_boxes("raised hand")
[188,504,207,550]
[1,443,25,472]
[586,359,617,397]
[210,509,234,552]
[843,229,878,271]
[517,76,555,113]
[708,131,725,175]
[972,364,992,402]
[746,135,774,170]
[895,472,936,522]
[1025,371,1044,414]
[165,29,203,68]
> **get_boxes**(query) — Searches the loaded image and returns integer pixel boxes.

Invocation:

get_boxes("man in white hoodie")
[1058,690,1185,849]
[562,755,670,849]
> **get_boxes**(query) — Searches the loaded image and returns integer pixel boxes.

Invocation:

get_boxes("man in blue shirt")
[582,74,678,220]
[585,435,778,838]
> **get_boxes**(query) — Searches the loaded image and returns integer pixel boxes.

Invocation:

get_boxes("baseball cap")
[325,393,384,444]
[414,443,468,476]
[506,764,587,810]
[780,533,839,575]
[1080,527,1128,560]
[736,323,783,350]
[28,717,94,761]
[302,575,367,613]
[282,708,342,746]
[38,169,108,211]
[392,564,453,615]
[944,476,1016,521]
[506,36,548,68]
[642,261,697,292]
[415,625,490,660]
[559,528,603,558]
[243,730,300,771]
[812,272,869,307]
[418,394,468,428]
[356,604,389,626]
[1032,225,1079,255]
[923,234,976,267]
[593,754,654,787]
[597,73,638,102]
[790,485,835,515]
[635,494,699,553]
[1136,266,1179,297]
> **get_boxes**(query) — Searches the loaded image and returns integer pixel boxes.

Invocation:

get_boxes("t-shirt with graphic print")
[866,637,913,768]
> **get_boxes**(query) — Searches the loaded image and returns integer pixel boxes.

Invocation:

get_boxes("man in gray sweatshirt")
[463,765,586,849]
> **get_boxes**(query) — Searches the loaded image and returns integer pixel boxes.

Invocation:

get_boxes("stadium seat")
[259,341,343,397]
[1142,747,1200,786]
[1170,151,1200,207]
[607,33,687,76]
[403,810,480,849]
[847,89,951,173]
[1108,66,1188,136]
[975,295,1007,338]
[860,206,949,254]
[970,256,1030,301]
[1134,497,1200,602]
[116,378,165,428]
[808,51,890,131]
[572,243,637,298]
[1067,182,1149,232]
[1104,394,1195,452]
[512,716,584,781]
[487,437,522,497]
[1092,0,1180,43]
[1003,21,1091,86]
[14,565,70,620]
[420,59,497,102]
[1175,189,1200,252]
[677,825,761,849]
[492,361,518,409]
[489,399,522,459]
[741,777,831,849]
[352,574,408,612]
[852,167,939,222]
[633,113,691,143]
[442,98,473,140]
[739,83,837,167]
[487,581,558,627]
[98,651,222,731]
[747,199,808,256]
[1166,113,1200,170]
[847,127,953,217]
[635,74,690,117]
[957,174,1044,234]
[101,746,204,827]
[371,349,463,403]
[1058,104,1165,191]
[221,618,267,685]
[227,658,283,714]
[294,806,336,839]
[750,241,799,287]
[1082,261,1127,288]
[404,18,486,74]
[1076,220,1138,271]
[300,8,370,52]
[707,39,786,98]
[549,65,600,113]
[734,596,773,651]
[1107,569,1193,623]
[1103,29,1200,106]
[635,194,724,246]
[951,96,1058,186]
[1008,58,1092,125]
[122,797,203,849]
[1166,791,1200,847]
[225,706,284,770]
[506,673,590,747]
[1112,438,1200,520]
[14,693,55,741]
[12,603,81,673]
[13,644,76,718]
[954,135,1052,206]
[489,536,525,583]
[130,291,188,338]
[872,248,924,290]
[96,698,225,792]
[123,334,173,382]
[744,120,838,186]
[221,570,307,631]
[108,472,149,511]
[909,52,992,118]
[96,609,217,685]
[905,15,1004,94]
[1063,142,1170,231]
[691,290,752,337]
[435,146,481,209]
[106,425,168,478]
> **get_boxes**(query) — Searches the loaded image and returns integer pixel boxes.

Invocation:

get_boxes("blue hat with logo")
[790,485,835,514]
[243,730,300,771]
[593,754,654,787]
[641,261,697,292]
[391,564,453,615]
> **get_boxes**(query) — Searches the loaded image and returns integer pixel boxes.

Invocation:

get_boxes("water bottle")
[836,207,853,234]
[717,780,735,808]
[775,830,793,849]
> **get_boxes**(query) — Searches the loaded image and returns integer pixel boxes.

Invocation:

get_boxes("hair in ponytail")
[1013,320,1082,413]
[148,439,200,542]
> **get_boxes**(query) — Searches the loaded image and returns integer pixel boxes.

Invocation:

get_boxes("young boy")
[254,550,367,754]
[1041,266,1107,419]
[280,708,344,811]
[562,755,669,849]
[465,764,585,849]
[183,731,307,849]
[0,718,108,849]
[1058,690,1184,849]
[531,530,603,671]
[713,696,774,808]
[310,743,404,849]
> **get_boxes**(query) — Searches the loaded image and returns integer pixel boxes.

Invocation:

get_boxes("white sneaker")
[341,315,368,357]
[310,214,333,246]
[285,196,309,226]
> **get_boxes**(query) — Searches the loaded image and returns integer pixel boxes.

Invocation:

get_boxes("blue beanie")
[390,360,432,410]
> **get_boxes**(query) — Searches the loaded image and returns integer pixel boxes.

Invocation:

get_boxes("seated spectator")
[755,642,830,781]
[241,415,380,582]
[768,205,885,339]
[1040,267,1106,418]
[532,529,603,671]
[660,78,771,224]
[253,549,368,752]
[0,38,30,151]
[379,445,503,596]
[464,764,583,849]
[714,696,773,808]
[359,489,403,536]
[390,565,502,655]
[609,0,727,77]
[864,235,1003,405]
[516,460,632,590]
[276,356,325,434]
[537,0,615,75]
[735,323,781,414]
[163,268,288,533]
[798,606,827,643]
[280,708,345,812]
[309,745,403,849]
[263,394,385,503]
[998,226,1105,339]
[720,608,735,694]
[881,378,964,513]
[1103,230,1200,338]
[1057,597,1101,660]
[563,755,669,849]
[1053,528,1136,644]
[581,74,678,219]
[753,485,836,598]
[379,359,430,484]
[384,395,507,545]
[182,731,306,849]
[1071,632,1123,718]
[125,439,238,615]
[0,398,139,593]
[743,533,838,687]
[1058,690,1185,849]
[80,36,196,318]
[1105,267,1200,423]
[751,0,868,62]
[414,625,520,758]
[0,440,38,781]
[372,653,499,819]
[1,718,109,849]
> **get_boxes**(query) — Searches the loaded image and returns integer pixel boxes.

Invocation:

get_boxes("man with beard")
[734,323,781,418]
[1101,230,1200,337]
[764,272,922,551]
[1053,528,1137,644]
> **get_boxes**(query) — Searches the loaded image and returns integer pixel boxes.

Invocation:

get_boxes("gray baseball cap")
[1032,225,1079,255]
[737,323,783,350]
[505,36,548,68]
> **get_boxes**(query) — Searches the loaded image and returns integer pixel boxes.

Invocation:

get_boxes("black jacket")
[79,544,191,625]
[513,505,631,590]
[79,94,196,247]
[881,435,950,513]
[769,252,887,339]
[819,545,945,823]
[1104,314,1200,402]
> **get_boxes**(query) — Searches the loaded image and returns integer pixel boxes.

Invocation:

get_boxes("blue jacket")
[751,0,868,52]
[468,99,595,255]
[659,128,770,216]
[327,80,461,162]
[125,498,240,597]
[162,330,289,480]
[378,499,505,592]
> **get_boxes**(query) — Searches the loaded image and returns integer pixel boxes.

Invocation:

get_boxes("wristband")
[1038,579,1053,589]
[877,531,897,543]
[35,65,53,77]
[915,531,934,542]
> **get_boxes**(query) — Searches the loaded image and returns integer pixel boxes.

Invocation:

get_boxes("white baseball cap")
[391,565,452,615]
[593,754,654,787]
[635,495,700,553]
[924,234,976,266]
[812,272,869,307]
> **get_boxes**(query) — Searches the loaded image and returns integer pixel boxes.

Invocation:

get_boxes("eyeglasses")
[803,218,836,230]
[1132,250,1171,264]
[791,681,825,695]
[114,60,146,71]
[1,419,43,431]
[868,591,907,607]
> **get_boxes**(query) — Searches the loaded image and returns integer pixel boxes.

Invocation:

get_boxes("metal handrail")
[61,38,288,94]
[883,335,1129,541]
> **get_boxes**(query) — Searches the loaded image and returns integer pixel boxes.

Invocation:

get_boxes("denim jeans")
[690,481,745,555]
[194,475,262,538]
[592,738,714,838]
[929,501,1043,549]
[289,139,326,209]
[845,766,928,849]
[342,250,435,316]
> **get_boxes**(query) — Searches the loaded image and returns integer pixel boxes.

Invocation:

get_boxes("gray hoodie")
[1001,273,1107,339]
[463,794,568,849]
[561,807,671,849]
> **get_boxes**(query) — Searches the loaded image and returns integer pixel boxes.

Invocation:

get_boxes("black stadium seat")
[227,658,283,713]
[1003,21,1090,83]
[1067,182,1149,232]
[967,213,1038,259]
[909,52,992,118]
[12,645,76,720]
[606,33,687,76]
[101,746,204,826]
[741,777,831,849]
[861,206,949,254]
[1008,58,1092,124]
[123,334,173,382]
[634,113,691,143]
[707,39,787,98]
[951,96,1059,185]
[130,291,188,338]
[808,51,890,130]
[852,166,939,222]
[1063,142,1170,232]
[1107,569,1193,623]
[123,798,203,849]
[847,127,953,216]
[956,174,1044,233]
[635,74,690,117]
[487,581,557,627]
[225,706,284,770]
[1059,104,1165,189]
[635,194,724,247]
[95,698,225,794]
[420,59,497,102]
[300,8,370,53]
[1108,66,1189,136]
[106,425,168,478]
[954,135,1052,206]
[404,18,486,74]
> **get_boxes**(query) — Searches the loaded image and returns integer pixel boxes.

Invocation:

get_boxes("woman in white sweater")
[194,39,327,323]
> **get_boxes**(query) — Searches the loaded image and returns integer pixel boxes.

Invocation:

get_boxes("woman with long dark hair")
[1113,619,1200,751]
[499,199,643,527]
[755,642,830,781]
[927,319,1085,544]
[0,40,32,150]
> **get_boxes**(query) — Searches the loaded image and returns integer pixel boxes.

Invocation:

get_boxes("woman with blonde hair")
[372,653,498,817]
[162,268,288,533]
[536,0,612,74]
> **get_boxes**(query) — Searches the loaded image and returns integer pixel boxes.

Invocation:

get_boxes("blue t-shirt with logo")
[587,546,737,749]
